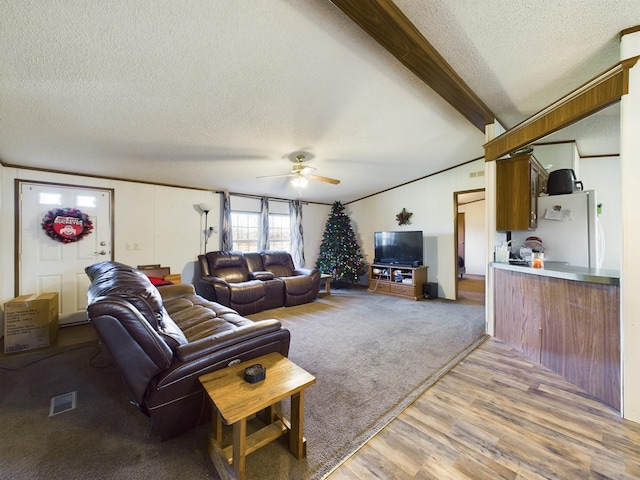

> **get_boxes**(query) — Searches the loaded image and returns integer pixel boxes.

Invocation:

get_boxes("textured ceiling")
[398,0,631,152]
[1,1,638,203]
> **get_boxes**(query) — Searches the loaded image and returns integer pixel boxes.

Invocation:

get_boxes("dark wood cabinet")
[494,267,620,410]
[496,153,548,231]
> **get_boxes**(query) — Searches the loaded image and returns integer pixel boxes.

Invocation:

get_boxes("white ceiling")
[1,1,638,204]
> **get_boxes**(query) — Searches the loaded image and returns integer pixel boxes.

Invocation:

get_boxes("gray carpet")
[0,287,486,480]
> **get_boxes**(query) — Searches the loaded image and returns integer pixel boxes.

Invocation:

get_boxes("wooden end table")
[199,352,316,480]
[320,273,332,295]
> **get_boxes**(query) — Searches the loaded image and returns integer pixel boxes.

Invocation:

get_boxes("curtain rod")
[213,190,323,205]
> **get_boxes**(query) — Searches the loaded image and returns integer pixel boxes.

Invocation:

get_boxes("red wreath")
[41,208,94,244]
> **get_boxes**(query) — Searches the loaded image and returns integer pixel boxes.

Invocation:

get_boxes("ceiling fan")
[258,154,340,187]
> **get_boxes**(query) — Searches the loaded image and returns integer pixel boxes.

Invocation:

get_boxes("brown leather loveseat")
[197,250,321,315]
[85,260,290,440]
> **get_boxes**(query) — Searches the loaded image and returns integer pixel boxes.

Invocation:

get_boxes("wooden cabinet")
[494,268,543,361]
[496,153,548,231]
[369,264,427,300]
[494,268,620,410]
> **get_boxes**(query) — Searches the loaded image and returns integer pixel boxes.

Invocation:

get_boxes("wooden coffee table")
[199,353,316,480]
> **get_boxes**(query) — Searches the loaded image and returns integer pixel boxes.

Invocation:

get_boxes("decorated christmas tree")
[316,201,366,284]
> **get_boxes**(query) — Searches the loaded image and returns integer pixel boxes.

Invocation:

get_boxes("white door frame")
[16,179,114,325]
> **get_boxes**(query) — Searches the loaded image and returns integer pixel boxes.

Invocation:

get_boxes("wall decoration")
[41,208,94,243]
[395,208,413,226]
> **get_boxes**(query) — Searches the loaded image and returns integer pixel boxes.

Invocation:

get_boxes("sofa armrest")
[175,319,283,362]
[149,326,291,410]
[156,283,197,300]
[294,267,319,278]
[249,270,275,281]
[197,275,231,303]
[199,275,229,287]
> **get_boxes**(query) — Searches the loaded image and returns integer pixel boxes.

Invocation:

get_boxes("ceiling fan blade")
[291,164,316,175]
[256,173,294,179]
[309,174,340,185]
[260,153,337,185]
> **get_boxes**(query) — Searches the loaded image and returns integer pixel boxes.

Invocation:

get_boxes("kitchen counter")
[492,263,621,410]
[491,261,620,286]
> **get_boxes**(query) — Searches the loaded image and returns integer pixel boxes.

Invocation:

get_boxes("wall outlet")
[134,243,141,250]
[126,243,134,251]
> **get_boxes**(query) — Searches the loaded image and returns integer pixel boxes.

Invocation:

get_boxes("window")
[38,192,62,205]
[231,211,291,252]
[76,195,96,208]
[231,212,259,252]
[268,214,290,251]
[38,192,97,208]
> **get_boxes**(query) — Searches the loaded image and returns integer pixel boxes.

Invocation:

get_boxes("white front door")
[19,182,113,326]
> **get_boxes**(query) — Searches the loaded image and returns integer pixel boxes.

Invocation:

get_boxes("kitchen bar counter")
[491,261,620,286]
[492,263,621,410]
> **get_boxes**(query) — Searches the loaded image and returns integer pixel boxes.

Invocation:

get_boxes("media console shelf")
[368,264,428,300]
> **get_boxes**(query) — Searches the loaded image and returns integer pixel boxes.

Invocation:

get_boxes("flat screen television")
[374,230,423,267]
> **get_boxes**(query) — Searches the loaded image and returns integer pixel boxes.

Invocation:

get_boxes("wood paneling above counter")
[484,57,639,161]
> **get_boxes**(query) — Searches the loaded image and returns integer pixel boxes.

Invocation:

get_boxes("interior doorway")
[454,189,486,303]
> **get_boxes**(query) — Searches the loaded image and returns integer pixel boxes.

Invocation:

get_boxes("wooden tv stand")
[368,264,428,300]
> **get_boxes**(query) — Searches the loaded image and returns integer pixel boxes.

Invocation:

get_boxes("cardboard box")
[4,293,59,354]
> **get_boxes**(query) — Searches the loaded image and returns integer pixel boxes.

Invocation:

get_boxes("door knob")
[94,250,107,256]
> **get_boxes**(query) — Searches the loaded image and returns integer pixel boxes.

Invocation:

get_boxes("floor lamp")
[199,203,214,254]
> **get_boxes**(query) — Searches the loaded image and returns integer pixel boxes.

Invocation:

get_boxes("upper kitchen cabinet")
[496,153,548,231]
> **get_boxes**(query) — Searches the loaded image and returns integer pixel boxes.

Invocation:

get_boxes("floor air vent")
[49,391,77,416]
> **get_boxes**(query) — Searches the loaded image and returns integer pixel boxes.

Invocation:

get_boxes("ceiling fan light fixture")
[257,152,340,188]
[291,176,309,188]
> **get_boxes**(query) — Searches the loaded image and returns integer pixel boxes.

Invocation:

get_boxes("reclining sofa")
[85,260,290,440]
[197,250,321,315]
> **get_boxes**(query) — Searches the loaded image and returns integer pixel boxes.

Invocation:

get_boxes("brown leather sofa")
[85,260,290,440]
[197,250,321,315]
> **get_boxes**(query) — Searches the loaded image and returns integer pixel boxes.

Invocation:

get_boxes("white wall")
[620,28,640,423]
[532,142,577,172]
[349,159,486,299]
[458,199,486,275]
[346,144,620,296]
[0,166,328,314]
[302,202,332,268]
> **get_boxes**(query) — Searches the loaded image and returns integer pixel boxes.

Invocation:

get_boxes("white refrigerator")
[535,190,604,268]
[513,190,603,268]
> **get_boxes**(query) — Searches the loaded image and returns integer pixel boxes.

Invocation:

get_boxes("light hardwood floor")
[327,337,640,479]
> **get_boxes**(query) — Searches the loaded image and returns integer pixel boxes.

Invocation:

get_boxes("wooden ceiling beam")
[330,0,495,131]
[484,57,639,161]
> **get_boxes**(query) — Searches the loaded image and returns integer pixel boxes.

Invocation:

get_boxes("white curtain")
[289,200,305,267]
[221,191,233,250]
[259,197,269,251]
